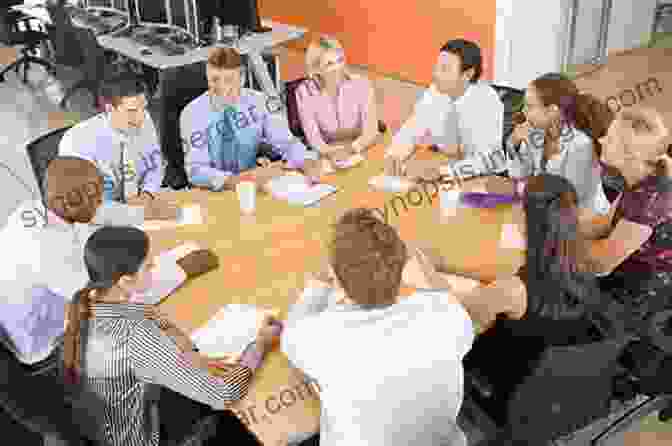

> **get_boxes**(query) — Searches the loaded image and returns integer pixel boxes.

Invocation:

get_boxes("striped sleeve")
[128,320,253,410]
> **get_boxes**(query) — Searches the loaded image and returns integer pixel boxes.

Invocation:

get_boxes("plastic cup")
[440,188,461,217]
[236,180,256,215]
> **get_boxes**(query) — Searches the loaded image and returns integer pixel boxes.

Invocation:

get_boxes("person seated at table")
[62,225,280,446]
[181,47,322,192]
[281,208,526,446]
[384,38,504,182]
[59,72,177,218]
[295,36,380,163]
[2,156,218,374]
[485,72,614,220]
[581,106,672,334]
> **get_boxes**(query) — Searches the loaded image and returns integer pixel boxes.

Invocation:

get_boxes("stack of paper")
[140,204,203,231]
[266,175,339,207]
[190,304,260,357]
[368,175,415,193]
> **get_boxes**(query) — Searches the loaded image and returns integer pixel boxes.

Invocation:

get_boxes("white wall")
[495,0,659,88]
[494,0,570,89]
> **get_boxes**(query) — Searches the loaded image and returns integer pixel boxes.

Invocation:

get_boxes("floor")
[1,41,672,445]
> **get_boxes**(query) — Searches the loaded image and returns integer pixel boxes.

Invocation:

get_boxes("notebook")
[140,204,203,231]
[265,174,339,207]
[190,304,261,357]
[131,246,189,305]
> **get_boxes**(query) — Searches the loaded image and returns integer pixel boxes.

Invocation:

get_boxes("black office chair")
[159,62,209,190]
[25,125,73,201]
[45,1,109,109]
[490,84,525,150]
[0,3,57,84]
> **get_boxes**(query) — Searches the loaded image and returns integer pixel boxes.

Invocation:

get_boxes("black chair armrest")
[465,369,495,400]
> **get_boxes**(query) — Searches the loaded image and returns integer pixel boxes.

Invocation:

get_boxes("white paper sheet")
[190,304,260,357]
[500,223,526,250]
[140,204,203,231]
[266,175,339,207]
[368,175,415,193]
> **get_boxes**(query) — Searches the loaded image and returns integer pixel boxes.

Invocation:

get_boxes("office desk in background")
[12,3,128,36]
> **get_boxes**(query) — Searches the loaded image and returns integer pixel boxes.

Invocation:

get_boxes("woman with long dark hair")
[415,173,612,339]
[63,226,277,446]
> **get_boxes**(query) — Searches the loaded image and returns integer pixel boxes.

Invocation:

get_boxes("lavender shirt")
[295,76,372,149]
[59,112,165,201]
[180,89,309,190]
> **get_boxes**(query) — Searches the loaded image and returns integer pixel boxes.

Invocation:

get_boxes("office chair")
[159,62,209,190]
[25,126,73,201]
[0,5,57,84]
[46,1,110,109]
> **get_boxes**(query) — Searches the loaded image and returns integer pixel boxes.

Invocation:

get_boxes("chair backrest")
[284,77,308,141]
[506,337,628,444]
[159,62,208,190]
[45,2,86,68]
[491,84,525,149]
[26,126,73,201]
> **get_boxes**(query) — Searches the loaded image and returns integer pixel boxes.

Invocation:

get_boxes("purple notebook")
[460,192,518,208]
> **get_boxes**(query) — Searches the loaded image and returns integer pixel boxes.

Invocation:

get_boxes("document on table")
[368,174,415,193]
[190,304,260,357]
[266,174,339,207]
[140,204,203,231]
[132,246,188,305]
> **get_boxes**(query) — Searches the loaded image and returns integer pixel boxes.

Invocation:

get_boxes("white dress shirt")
[391,82,505,179]
[282,285,474,446]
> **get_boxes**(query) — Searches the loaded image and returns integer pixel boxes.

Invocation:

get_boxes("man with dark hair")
[58,72,177,219]
[385,38,504,183]
[281,208,525,446]
[180,47,321,192]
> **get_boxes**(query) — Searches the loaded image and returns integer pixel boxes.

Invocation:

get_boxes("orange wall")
[260,0,497,85]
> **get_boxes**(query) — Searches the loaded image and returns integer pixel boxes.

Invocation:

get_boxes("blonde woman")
[295,36,380,161]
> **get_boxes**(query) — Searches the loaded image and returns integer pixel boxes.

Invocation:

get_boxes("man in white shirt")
[385,39,505,183]
[281,208,527,446]
[59,72,178,219]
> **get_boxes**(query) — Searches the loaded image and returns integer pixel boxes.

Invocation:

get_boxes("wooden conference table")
[147,136,525,445]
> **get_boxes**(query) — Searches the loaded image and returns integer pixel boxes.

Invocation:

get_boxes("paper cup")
[440,188,461,216]
[236,181,256,214]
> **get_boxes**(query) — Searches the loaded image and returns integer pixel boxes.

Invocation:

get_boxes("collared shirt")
[613,175,672,274]
[295,75,372,149]
[507,126,610,215]
[58,112,166,201]
[0,200,146,364]
[83,303,253,446]
[393,82,505,179]
[180,89,309,191]
[282,285,473,446]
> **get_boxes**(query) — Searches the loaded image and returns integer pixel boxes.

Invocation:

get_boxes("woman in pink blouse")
[295,36,380,162]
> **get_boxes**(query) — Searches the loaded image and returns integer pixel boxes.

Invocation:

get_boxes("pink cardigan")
[295,76,372,148]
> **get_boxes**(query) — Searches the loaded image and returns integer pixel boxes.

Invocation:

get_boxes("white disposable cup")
[236,181,256,214]
[440,188,461,216]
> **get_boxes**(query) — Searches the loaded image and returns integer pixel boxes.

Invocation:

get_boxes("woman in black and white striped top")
[62,226,278,446]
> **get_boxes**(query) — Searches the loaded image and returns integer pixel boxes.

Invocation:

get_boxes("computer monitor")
[168,0,188,31]
[111,0,126,12]
[197,0,263,35]
[136,0,168,24]
[86,0,112,7]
